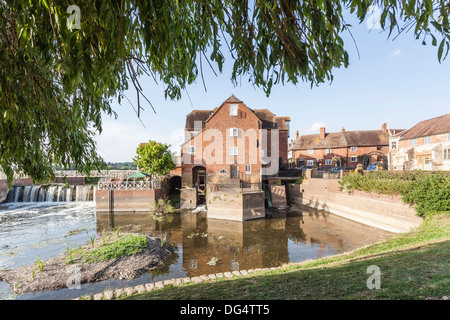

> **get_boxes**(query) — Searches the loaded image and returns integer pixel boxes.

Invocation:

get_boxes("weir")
[4,185,95,203]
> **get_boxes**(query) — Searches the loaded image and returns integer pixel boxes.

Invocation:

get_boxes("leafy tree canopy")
[133,141,176,177]
[1,0,449,185]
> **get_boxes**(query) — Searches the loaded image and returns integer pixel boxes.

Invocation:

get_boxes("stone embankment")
[74,267,279,300]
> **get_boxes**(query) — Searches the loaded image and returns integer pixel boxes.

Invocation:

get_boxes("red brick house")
[288,124,402,169]
[180,95,290,188]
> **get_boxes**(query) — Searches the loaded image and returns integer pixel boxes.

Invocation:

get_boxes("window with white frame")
[245,165,251,175]
[187,146,195,154]
[325,148,332,154]
[350,156,357,162]
[306,160,314,166]
[325,159,332,165]
[230,128,238,137]
[424,136,431,144]
[229,104,238,116]
[189,131,197,139]
[288,150,293,159]
[391,141,397,150]
[411,139,416,146]
[307,149,313,155]
[230,147,238,156]
[444,148,450,160]
[350,146,357,151]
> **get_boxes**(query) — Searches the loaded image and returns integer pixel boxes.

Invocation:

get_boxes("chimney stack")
[381,123,387,132]
[341,127,345,132]
[320,127,326,140]
[296,130,299,139]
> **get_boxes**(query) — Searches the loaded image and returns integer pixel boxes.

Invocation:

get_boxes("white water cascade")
[75,185,93,202]
[5,185,94,203]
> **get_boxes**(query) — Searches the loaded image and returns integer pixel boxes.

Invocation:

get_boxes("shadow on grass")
[125,240,450,300]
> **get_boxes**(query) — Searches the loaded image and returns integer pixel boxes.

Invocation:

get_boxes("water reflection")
[97,207,393,278]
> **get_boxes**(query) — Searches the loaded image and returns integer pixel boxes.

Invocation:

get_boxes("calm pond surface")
[0,201,394,300]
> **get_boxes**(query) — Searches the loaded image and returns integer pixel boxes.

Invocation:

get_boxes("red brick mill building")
[288,124,404,169]
[180,95,291,190]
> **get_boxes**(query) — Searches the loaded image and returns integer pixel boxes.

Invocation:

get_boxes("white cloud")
[95,121,184,162]
[304,122,326,134]
[390,49,401,58]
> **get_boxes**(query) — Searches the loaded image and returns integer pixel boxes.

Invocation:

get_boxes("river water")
[0,201,394,300]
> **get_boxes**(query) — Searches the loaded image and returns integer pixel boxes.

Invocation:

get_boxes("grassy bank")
[123,213,450,300]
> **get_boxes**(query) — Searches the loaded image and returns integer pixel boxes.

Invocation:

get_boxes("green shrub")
[153,197,174,214]
[402,174,450,217]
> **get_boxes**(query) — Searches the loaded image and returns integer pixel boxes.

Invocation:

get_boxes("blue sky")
[95,10,450,162]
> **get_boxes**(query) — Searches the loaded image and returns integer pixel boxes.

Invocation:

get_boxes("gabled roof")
[291,130,389,150]
[224,94,243,104]
[185,95,290,131]
[399,113,450,140]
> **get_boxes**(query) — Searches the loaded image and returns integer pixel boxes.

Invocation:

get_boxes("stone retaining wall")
[206,190,265,221]
[288,176,423,233]
[95,188,165,213]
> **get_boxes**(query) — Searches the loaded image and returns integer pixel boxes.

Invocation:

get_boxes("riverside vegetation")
[0,231,170,293]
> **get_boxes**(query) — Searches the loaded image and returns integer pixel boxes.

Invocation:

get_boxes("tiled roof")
[291,130,389,150]
[185,110,212,131]
[223,94,243,104]
[185,95,289,131]
[399,113,450,140]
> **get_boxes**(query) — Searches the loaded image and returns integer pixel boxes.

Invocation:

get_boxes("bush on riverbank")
[339,171,450,217]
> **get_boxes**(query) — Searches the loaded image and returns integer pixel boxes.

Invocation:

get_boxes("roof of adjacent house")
[399,113,450,140]
[291,129,390,150]
[184,110,213,131]
[185,95,290,131]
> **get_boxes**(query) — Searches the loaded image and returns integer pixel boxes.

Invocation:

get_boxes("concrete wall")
[95,188,164,213]
[180,187,197,209]
[267,185,288,209]
[289,177,423,233]
[206,190,265,221]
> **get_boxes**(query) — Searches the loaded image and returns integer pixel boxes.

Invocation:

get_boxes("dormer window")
[230,104,238,116]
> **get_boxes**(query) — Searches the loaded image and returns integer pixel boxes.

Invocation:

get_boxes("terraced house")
[389,113,450,171]
[180,95,291,191]
[288,124,403,169]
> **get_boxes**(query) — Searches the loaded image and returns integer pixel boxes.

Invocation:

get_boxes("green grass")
[65,233,149,264]
[84,234,148,263]
[123,213,450,300]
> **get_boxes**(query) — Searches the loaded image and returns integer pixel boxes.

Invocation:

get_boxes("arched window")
[219,169,228,174]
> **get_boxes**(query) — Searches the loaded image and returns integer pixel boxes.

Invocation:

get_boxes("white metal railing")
[97,179,162,190]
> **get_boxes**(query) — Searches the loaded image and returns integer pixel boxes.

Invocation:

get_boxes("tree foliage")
[133,141,176,177]
[1,1,449,185]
